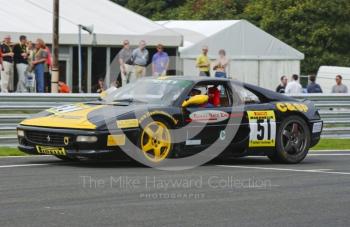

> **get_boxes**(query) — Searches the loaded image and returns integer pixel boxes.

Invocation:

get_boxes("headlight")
[17,130,24,137]
[76,136,98,143]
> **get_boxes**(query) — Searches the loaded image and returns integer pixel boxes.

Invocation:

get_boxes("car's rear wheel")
[138,118,173,164]
[268,115,310,164]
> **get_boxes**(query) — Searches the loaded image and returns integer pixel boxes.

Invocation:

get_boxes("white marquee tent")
[0,0,183,92]
[158,20,304,90]
[0,0,182,46]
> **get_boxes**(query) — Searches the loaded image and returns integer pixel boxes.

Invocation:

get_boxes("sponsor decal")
[36,146,66,156]
[54,115,82,120]
[116,119,139,129]
[220,130,226,141]
[107,135,126,146]
[189,110,231,123]
[248,111,276,147]
[139,111,178,125]
[276,103,308,113]
[312,122,323,133]
[186,140,201,146]
[47,103,88,114]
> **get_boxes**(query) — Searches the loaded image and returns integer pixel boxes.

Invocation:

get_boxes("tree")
[111,0,250,20]
[162,0,238,20]
[111,0,186,19]
[243,0,350,74]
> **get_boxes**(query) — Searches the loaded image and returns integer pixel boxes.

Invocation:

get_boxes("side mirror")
[182,95,209,108]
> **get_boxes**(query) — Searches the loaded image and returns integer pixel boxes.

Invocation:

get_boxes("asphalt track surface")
[1,152,350,227]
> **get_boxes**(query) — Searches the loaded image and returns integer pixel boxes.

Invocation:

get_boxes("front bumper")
[17,125,139,159]
[18,144,129,159]
[310,120,323,147]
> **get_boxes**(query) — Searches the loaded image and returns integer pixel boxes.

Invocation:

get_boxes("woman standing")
[26,41,36,92]
[31,39,47,93]
[213,49,229,78]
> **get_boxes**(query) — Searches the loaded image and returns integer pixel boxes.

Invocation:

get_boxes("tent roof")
[0,0,182,46]
[157,20,304,60]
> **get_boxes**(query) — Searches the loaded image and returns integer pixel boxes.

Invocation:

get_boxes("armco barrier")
[290,94,350,138]
[0,93,349,146]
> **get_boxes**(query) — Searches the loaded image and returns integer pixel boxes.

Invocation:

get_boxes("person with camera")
[213,49,229,78]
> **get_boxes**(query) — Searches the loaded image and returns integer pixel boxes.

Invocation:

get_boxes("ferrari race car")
[17,76,323,165]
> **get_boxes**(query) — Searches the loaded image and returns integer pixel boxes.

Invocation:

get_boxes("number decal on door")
[247,111,276,147]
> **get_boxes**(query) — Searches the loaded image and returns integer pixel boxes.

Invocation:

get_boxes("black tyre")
[268,115,311,164]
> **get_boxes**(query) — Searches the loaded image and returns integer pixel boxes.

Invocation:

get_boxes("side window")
[239,88,261,104]
[187,82,232,107]
[218,84,232,107]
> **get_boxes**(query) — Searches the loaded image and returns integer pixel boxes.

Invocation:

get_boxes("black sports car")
[17,76,322,165]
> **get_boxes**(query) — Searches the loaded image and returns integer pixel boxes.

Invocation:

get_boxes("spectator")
[0,48,3,92]
[95,78,107,93]
[58,81,70,93]
[31,38,47,93]
[276,76,288,93]
[152,44,169,77]
[13,35,29,92]
[307,75,323,93]
[132,40,149,80]
[0,47,3,72]
[25,41,35,93]
[44,46,52,92]
[196,46,210,77]
[117,40,133,86]
[285,74,303,94]
[1,35,14,93]
[332,75,348,93]
[213,49,229,78]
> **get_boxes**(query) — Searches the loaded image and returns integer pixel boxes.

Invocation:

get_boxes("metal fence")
[0,93,349,145]
[290,94,350,138]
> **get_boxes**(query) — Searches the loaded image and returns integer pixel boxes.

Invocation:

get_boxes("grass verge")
[0,147,27,156]
[0,139,349,156]
[311,139,350,151]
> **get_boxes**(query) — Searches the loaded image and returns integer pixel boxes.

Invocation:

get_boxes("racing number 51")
[257,119,271,140]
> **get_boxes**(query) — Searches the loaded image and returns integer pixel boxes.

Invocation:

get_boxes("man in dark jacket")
[276,75,288,93]
[307,75,323,93]
[13,35,29,92]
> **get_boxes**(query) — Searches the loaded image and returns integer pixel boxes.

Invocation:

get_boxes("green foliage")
[111,0,350,74]
[112,0,186,19]
[162,0,238,20]
[244,0,350,74]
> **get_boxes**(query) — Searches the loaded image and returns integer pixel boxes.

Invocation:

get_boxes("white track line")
[217,165,350,175]
[0,164,49,168]
[308,154,350,156]
[0,155,51,159]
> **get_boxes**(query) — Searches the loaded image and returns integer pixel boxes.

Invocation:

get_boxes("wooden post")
[51,0,59,93]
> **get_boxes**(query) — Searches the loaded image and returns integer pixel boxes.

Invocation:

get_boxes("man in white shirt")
[285,74,303,94]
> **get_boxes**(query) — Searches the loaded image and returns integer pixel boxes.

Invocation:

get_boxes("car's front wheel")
[268,115,311,164]
[138,118,173,164]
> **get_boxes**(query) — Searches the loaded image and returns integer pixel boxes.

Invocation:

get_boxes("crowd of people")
[0,35,70,94]
[1,35,348,95]
[276,74,348,94]
[116,40,169,88]
[195,45,229,78]
[114,42,229,92]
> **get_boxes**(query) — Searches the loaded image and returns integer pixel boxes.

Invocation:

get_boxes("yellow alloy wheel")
[140,121,172,162]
